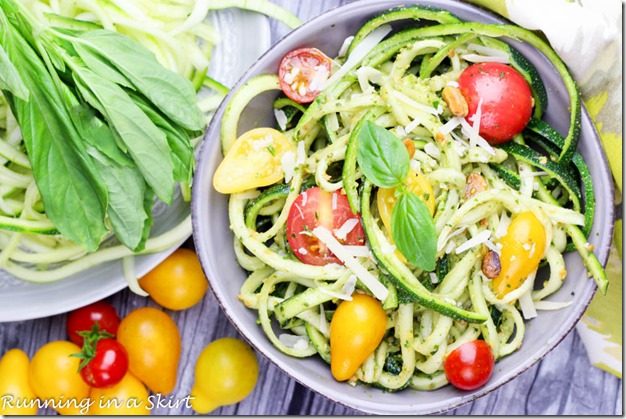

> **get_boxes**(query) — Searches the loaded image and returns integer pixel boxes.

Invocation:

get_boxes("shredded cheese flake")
[252,135,274,151]
[455,230,491,254]
[278,333,310,350]
[333,218,359,240]
[274,109,288,131]
[337,35,354,58]
[312,226,388,301]
[519,289,537,319]
[280,150,296,183]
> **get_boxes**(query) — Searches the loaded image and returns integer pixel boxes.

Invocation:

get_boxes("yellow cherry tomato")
[492,211,547,298]
[89,372,150,415]
[213,128,295,194]
[139,248,208,311]
[190,337,258,414]
[29,341,91,415]
[330,294,387,381]
[377,169,435,261]
[0,349,38,415]
[117,307,181,395]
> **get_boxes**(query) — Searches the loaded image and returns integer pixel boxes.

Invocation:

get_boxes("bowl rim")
[191,0,615,414]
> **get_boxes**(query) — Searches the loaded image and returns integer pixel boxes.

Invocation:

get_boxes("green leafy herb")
[391,192,437,271]
[0,0,203,251]
[357,120,409,188]
[356,120,437,271]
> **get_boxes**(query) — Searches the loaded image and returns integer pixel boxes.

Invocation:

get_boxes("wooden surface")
[0,0,621,415]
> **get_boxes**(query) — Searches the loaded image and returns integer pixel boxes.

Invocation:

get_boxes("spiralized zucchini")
[225,8,605,392]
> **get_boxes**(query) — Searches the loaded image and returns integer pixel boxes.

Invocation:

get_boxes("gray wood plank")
[0,0,621,416]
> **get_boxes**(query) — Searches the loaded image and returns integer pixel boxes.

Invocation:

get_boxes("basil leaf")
[0,20,108,251]
[0,44,28,100]
[357,120,409,188]
[73,66,175,204]
[73,42,134,88]
[89,149,149,251]
[129,91,195,183]
[76,30,204,131]
[391,192,437,271]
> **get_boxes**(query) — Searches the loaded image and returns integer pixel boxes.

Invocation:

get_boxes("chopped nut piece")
[435,131,445,143]
[403,138,416,159]
[465,172,488,199]
[442,85,469,117]
[560,269,568,279]
[482,251,501,279]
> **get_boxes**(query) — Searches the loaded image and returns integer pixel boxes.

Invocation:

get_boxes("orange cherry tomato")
[116,307,181,395]
[492,211,546,298]
[139,248,208,311]
[329,294,387,381]
[0,349,38,415]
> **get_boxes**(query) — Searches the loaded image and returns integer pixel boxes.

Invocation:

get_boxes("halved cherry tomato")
[286,187,365,266]
[278,47,332,103]
[139,248,208,311]
[67,300,120,347]
[213,128,295,194]
[458,62,533,144]
[492,211,547,298]
[330,294,387,381]
[444,340,494,390]
[79,338,129,389]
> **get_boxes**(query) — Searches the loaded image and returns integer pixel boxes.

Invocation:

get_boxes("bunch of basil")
[0,0,203,252]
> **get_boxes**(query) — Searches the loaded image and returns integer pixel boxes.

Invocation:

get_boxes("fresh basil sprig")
[357,121,437,271]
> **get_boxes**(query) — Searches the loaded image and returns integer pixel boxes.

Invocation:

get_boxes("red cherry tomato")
[444,340,494,390]
[286,187,365,266]
[67,301,121,347]
[79,338,129,388]
[278,48,332,103]
[457,62,533,144]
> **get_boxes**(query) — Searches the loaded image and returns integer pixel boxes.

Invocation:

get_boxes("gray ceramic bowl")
[192,0,614,414]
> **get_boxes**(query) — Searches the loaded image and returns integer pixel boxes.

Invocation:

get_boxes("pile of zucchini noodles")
[227,7,607,391]
[0,0,298,285]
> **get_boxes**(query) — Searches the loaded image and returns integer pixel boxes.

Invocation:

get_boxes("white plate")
[0,9,271,322]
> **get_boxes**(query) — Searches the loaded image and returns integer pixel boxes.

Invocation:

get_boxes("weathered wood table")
[0,0,621,415]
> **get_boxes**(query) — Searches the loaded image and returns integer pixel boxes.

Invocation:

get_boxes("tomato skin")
[89,372,151,415]
[330,294,387,381]
[286,187,365,266]
[116,307,181,395]
[458,62,533,144]
[190,337,259,414]
[80,338,129,389]
[29,341,92,415]
[139,248,208,310]
[492,211,546,298]
[444,340,494,390]
[0,349,38,415]
[213,128,295,194]
[279,47,332,103]
[67,300,120,347]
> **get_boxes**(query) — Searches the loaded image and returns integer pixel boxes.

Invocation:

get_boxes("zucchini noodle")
[221,8,606,392]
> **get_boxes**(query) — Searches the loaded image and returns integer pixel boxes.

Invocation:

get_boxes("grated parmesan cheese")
[281,150,296,183]
[337,35,354,58]
[333,218,359,240]
[296,141,306,165]
[424,142,441,159]
[455,230,491,254]
[405,117,421,134]
[460,53,510,64]
[252,135,274,151]
[341,274,358,296]
[391,89,439,115]
[312,226,388,301]
[274,109,288,131]
[342,245,371,258]
[518,289,537,319]
[331,192,337,210]
[279,334,310,350]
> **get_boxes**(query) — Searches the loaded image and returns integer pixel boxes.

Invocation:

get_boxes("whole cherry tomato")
[286,187,365,266]
[29,341,91,415]
[329,294,387,381]
[89,372,151,415]
[444,340,494,390]
[458,62,533,144]
[66,300,120,347]
[79,338,129,389]
[117,307,181,395]
[278,47,332,103]
[190,338,259,414]
[139,248,208,311]
[213,128,295,194]
[492,211,547,298]
[0,349,38,415]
